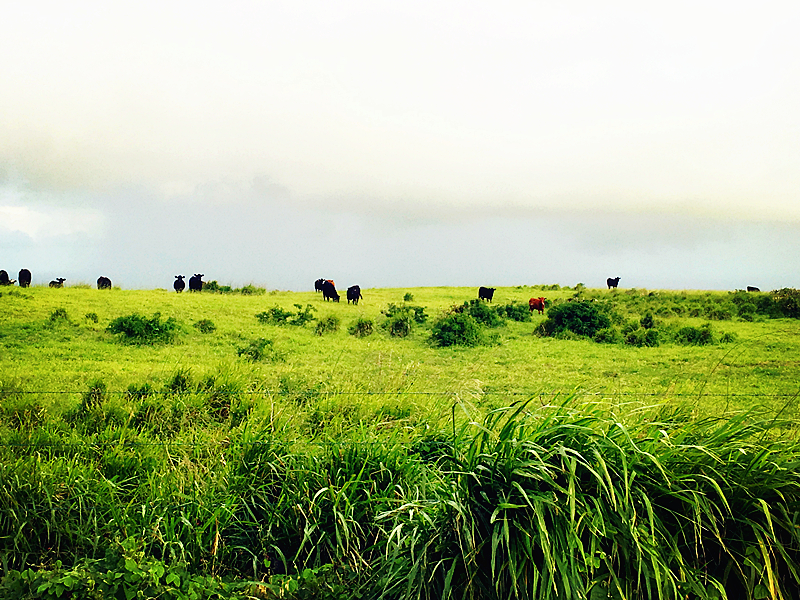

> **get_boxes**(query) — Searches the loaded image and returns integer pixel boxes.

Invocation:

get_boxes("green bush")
[315,315,340,336]
[84,312,99,323]
[348,318,375,338]
[384,313,412,337]
[256,304,317,326]
[237,338,282,362]
[403,292,414,302]
[593,327,623,344]
[497,301,532,322]
[538,301,611,338]
[457,299,505,327]
[193,318,216,333]
[640,312,656,329]
[675,322,715,346]
[775,288,800,318]
[382,303,428,324]
[107,313,180,344]
[625,327,660,347]
[430,313,484,347]
[48,308,69,324]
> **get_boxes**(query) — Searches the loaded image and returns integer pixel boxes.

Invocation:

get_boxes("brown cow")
[529,297,545,314]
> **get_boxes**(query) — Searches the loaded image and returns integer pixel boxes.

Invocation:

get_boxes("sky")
[1,1,799,291]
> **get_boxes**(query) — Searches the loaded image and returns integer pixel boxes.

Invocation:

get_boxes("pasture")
[1,284,800,599]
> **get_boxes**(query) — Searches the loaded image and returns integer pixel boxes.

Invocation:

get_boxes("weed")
[84,312,99,323]
[193,319,217,333]
[107,312,180,344]
[348,318,375,338]
[403,292,414,302]
[237,338,282,362]
[315,315,340,336]
[48,308,70,323]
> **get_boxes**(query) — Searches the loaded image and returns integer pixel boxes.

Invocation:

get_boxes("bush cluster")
[107,312,180,344]
[315,315,340,336]
[348,318,375,338]
[255,304,316,326]
[538,301,611,338]
[236,338,282,362]
[381,303,427,338]
[429,312,484,347]
[203,280,267,295]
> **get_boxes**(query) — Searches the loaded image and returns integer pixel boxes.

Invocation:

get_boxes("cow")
[0,270,14,286]
[478,286,496,302]
[174,275,186,293]
[529,297,546,314]
[347,285,362,305]
[188,274,204,292]
[315,278,325,292]
[18,269,31,288]
[747,286,760,292]
[607,277,621,289]
[321,279,339,302]
[49,278,66,288]
[97,276,112,289]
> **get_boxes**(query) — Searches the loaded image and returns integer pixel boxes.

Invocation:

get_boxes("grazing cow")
[314,278,325,292]
[747,286,760,292]
[478,286,496,302]
[347,285,362,305]
[18,269,31,288]
[607,277,621,289]
[49,278,66,288]
[0,270,14,286]
[188,274,204,292]
[321,279,339,302]
[97,276,112,289]
[529,297,546,314]
[174,275,186,293]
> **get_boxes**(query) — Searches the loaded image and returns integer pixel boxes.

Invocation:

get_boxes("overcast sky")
[2,1,799,291]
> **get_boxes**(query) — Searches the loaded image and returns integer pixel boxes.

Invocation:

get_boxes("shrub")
[675,323,715,346]
[256,304,316,326]
[498,301,532,322]
[403,292,414,302]
[193,319,217,333]
[775,288,800,318]
[457,299,504,327]
[430,313,484,347]
[593,327,623,344]
[384,313,413,337]
[640,312,656,329]
[538,301,611,338]
[625,327,660,347]
[238,284,266,295]
[84,312,99,323]
[348,318,375,338]
[382,303,428,324]
[48,308,69,323]
[315,315,340,336]
[107,313,179,344]
[237,338,282,362]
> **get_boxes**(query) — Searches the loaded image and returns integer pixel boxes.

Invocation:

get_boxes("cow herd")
[313,279,363,305]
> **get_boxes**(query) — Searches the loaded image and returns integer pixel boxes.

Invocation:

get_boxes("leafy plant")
[348,318,375,338]
[537,301,611,338]
[430,312,484,347]
[107,312,180,344]
[237,338,282,362]
[193,318,217,333]
[315,315,340,336]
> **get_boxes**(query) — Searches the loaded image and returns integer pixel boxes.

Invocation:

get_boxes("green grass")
[2,285,800,598]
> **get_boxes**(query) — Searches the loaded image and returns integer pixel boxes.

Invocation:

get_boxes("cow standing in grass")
[322,280,339,302]
[18,269,31,288]
[607,277,621,289]
[174,275,185,293]
[347,285,362,305]
[189,274,204,292]
[0,270,14,285]
[478,287,495,302]
[97,276,112,289]
[529,297,546,314]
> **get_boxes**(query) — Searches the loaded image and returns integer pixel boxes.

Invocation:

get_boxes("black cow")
[18,269,31,288]
[189,274,204,292]
[0,270,13,286]
[347,285,362,305]
[49,278,66,288]
[607,277,621,289]
[314,278,325,292]
[478,286,496,302]
[97,276,112,289]
[747,286,760,292]
[321,279,339,302]
[174,275,186,293]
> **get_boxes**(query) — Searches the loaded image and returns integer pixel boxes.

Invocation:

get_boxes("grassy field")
[2,284,800,598]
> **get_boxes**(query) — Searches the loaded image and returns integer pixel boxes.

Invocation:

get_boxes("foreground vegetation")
[1,285,800,598]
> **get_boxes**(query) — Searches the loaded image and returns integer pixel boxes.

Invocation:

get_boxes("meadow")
[1,283,800,599]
